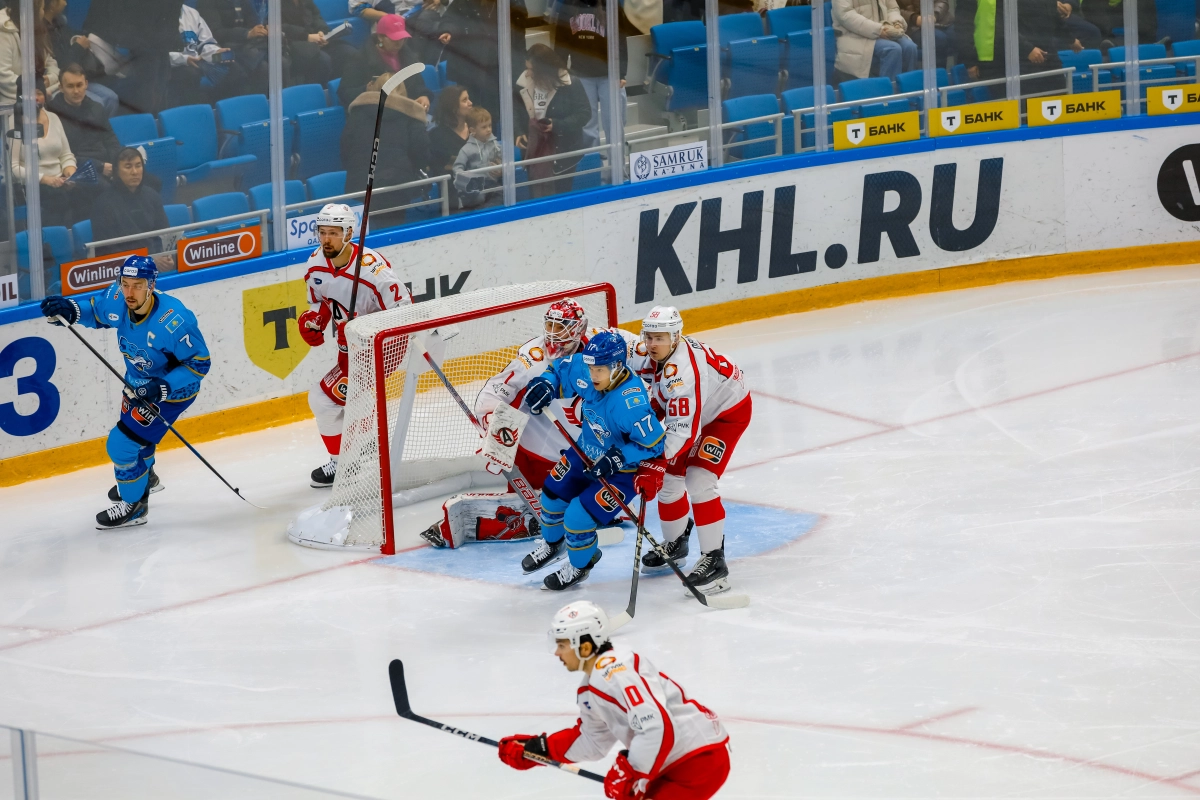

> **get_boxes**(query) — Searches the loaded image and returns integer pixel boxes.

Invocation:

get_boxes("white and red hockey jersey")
[474,327,640,462]
[629,336,748,461]
[303,243,408,357]
[555,647,729,778]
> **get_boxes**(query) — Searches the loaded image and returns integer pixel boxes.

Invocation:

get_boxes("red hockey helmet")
[543,298,588,358]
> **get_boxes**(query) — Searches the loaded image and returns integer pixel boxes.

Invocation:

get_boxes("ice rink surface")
[2,265,1200,798]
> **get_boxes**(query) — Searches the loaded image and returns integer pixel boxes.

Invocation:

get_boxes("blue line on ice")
[378,501,819,586]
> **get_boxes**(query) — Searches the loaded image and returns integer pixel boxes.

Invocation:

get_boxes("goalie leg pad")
[436,493,544,548]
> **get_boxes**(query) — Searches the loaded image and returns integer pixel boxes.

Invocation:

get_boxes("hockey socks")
[658,495,691,542]
[693,497,726,553]
[321,434,342,458]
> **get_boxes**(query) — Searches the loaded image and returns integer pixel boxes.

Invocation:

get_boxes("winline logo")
[60,248,148,296]
[178,228,262,272]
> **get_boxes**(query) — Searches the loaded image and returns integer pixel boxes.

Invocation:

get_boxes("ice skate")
[684,548,730,596]
[108,467,162,502]
[310,459,337,488]
[521,537,566,574]
[419,522,448,548]
[95,492,148,530]
[542,549,602,591]
[641,519,692,571]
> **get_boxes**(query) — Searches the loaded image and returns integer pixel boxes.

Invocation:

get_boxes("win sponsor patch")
[697,436,727,464]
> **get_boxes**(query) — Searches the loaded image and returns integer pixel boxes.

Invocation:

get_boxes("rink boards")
[4,121,1200,479]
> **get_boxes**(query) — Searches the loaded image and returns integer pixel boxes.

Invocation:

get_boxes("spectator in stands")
[42,0,119,115]
[1080,0,1156,46]
[84,0,182,113]
[197,0,279,94]
[453,105,502,208]
[282,0,357,85]
[553,0,636,149]
[351,0,421,26]
[407,0,457,65]
[440,0,527,118]
[429,84,472,207]
[11,75,78,227]
[896,0,955,63]
[832,0,917,80]
[1054,0,1101,52]
[338,14,431,108]
[167,4,250,106]
[91,146,170,256]
[955,0,1063,95]
[0,0,59,106]
[342,71,430,227]
[46,64,120,181]
[513,44,589,197]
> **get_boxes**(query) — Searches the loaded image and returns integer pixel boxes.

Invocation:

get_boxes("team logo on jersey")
[594,485,625,512]
[583,409,612,442]
[551,456,570,481]
[491,426,520,448]
[313,278,323,285]
[634,341,647,356]
[664,363,678,378]
[595,656,616,668]
[698,436,727,464]
[242,280,311,379]
[529,347,545,362]
[119,337,154,373]
[361,253,376,267]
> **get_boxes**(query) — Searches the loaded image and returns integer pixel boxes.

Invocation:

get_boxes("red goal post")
[287,281,619,554]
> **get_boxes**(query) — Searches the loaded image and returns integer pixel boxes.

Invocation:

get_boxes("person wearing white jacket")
[168,4,237,105]
[11,77,78,227]
[832,0,917,79]
[0,3,60,107]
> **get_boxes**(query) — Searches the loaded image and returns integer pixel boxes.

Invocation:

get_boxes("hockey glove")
[588,445,625,480]
[297,306,330,347]
[498,734,544,770]
[524,376,555,415]
[134,377,170,405]
[41,295,80,326]
[633,457,667,501]
[604,751,648,800]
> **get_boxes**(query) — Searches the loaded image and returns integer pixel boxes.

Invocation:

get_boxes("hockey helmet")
[120,255,158,290]
[316,203,357,238]
[581,330,628,372]
[640,305,683,345]
[543,298,588,358]
[549,600,610,662]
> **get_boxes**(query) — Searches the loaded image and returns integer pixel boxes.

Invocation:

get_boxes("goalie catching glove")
[298,305,331,347]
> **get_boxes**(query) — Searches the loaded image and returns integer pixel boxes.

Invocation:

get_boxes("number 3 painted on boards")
[0,337,61,436]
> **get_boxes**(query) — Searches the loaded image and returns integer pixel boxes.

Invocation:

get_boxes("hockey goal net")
[288,281,618,554]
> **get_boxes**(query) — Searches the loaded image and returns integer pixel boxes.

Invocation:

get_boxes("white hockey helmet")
[548,600,610,662]
[316,203,357,238]
[641,305,683,345]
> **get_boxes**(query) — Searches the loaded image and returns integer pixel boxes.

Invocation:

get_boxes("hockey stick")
[56,316,264,509]
[406,336,622,548]
[345,62,425,323]
[388,659,604,783]
[541,407,749,611]
[606,492,647,634]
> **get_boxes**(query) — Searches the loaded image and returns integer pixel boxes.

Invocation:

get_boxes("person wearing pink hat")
[337,12,432,110]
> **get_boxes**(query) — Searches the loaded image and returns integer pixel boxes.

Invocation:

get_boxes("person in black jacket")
[341,72,430,229]
[954,0,1064,97]
[407,0,456,65]
[42,0,120,114]
[282,0,356,85]
[514,44,590,197]
[46,64,120,178]
[553,0,636,148]
[91,147,170,256]
[440,0,527,118]
[84,0,182,113]
[196,0,282,93]
[337,14,431,108]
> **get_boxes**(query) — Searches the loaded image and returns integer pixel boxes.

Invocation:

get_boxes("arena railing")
[1089,55,1200,94]
[86,209,271,260]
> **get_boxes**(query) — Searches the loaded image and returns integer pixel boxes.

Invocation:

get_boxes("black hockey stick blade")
[388,658,413,718]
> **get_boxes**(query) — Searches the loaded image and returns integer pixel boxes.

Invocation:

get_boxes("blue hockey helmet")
[120,255,158,289]
[581,330,628,371]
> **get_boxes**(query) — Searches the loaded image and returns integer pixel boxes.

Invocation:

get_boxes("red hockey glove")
[633,457,667,501]
[498,735,540,770]
[604,751,648,800]
[298,305,330,347]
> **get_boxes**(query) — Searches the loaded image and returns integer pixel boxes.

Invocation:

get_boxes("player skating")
[498,601,731,799]
[520,330,666,590]
[628,306,751,596]
[299,202,408,488]
[420,299,639,549]
[39,256,211,529]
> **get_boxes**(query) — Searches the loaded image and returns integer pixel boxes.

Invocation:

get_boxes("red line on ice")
[895,706,978,730]
[752,390,896,428]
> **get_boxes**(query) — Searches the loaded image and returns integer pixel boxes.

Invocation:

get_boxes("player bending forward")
[40,256,211,529]
[520,330,666,590]
[499,601,730,799]
[420,299,639,549]
[629,306,751,596]
[298,203,408,487]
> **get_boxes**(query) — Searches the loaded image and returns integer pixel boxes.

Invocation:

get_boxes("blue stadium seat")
[784,27,835,90]
[1110,44,1175,89]
[782,84,848,149]
[839,76,905,117]
[514,165,531,202]
[1058,49,1108,92]
[437,62,448,87]
[1157,0,1195,45]
[306,170,348,202]
[216,94,270,156]
[110,114,159,144]
[895,68,947,109]
[236,119,295,187]
[314,0,370,46]
[283,84,331,118]
[718,12,764,45]
[571,152,604,191]
[192,192,253,233]
[16,227,72,298]
[248,180,307,217]
[422,64,443,94]
[158,104,256,186]
[723,94,785,160]
[296,106,347,180]
[71,219,91,260]
[326,78,341,107]
[648,21,707,88]
[164,204,192,228]
[110,114,179,203]
[407,181,443,221]
[726,35,781,98]
[1174,39,1200,75]
[765,5,812,36]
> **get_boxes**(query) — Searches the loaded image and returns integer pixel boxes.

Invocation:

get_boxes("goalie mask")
[543,299,588,359]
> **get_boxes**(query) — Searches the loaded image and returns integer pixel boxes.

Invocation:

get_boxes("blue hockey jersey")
[77,283,211,402]
[541,355,665,468]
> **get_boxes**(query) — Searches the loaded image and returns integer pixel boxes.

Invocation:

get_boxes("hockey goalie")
[420,299,638,549]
